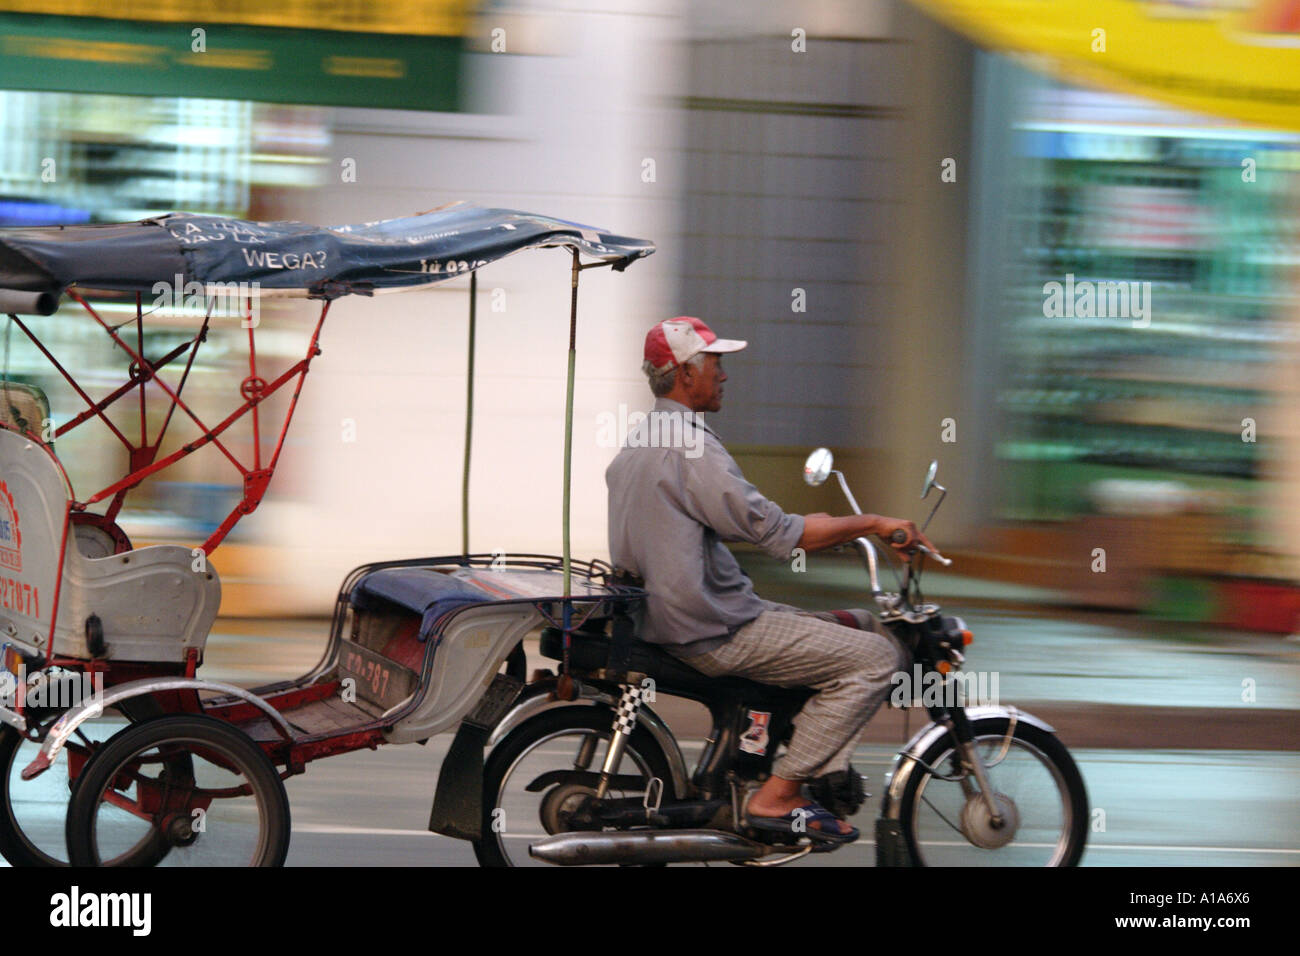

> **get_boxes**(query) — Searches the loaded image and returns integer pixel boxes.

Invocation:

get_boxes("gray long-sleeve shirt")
[605,398,805,656]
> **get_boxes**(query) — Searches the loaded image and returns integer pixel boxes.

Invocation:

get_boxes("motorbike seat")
[538,625,812,706]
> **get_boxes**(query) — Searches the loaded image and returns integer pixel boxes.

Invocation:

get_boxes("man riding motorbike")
[605,317,936,845]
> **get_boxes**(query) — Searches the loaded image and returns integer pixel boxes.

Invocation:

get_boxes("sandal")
[746,800,860,848]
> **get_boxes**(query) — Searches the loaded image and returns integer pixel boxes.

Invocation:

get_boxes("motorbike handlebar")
[887,528,952,566]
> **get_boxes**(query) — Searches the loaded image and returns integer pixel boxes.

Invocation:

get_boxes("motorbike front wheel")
[65,715,290,867]
[896,716,1088,867]
[473,706,675,868]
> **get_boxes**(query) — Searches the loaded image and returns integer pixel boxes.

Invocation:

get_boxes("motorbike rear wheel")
[896,716,1088,866]
[474,706,675,868]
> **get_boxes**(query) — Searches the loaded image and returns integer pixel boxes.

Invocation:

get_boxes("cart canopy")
[0,203,654,313]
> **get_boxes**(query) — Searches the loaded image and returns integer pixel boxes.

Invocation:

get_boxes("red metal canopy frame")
[7,289,331,555]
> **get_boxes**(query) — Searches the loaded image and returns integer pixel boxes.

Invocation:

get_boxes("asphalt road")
[4,601,1297,868]
[276,737,1300,867]
[7,730,1295,868]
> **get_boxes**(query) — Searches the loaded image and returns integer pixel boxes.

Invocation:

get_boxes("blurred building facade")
[963,60,1300,627]
[0,0,1296,624]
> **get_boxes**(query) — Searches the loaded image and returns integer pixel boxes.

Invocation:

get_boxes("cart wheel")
[0,723,75,867]
[0,719,168,867]
[65,715,291,867]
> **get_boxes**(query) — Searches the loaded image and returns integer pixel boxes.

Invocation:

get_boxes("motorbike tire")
[473,706,676,868]
[65,715,290,867]
[896,715,1088,867]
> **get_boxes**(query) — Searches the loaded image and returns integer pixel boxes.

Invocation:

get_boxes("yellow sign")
[0,0,476,37]
[909,0,1300,131]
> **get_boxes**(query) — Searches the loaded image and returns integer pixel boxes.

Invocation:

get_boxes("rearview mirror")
[921,460,938,498]
[803,447,833,486]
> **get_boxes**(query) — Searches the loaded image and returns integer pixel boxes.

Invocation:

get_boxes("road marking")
[1078,843,1300,854]
[912,840,1300,854]
[294,825,435,837]
[290,824,1300,856]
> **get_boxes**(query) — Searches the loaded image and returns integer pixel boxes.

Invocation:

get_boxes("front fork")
[947,708,1012,825]
[595,682,647,799]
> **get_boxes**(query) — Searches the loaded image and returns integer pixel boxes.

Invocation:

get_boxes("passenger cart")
[0,205,653,865]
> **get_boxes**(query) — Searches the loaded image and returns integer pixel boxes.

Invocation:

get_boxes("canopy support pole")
[462,270,476,554]
[555,254,619,696]
[554,249,582,694]
[564,250,580,602]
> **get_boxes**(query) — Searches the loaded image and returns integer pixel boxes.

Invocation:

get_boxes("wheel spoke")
[919,791,964,837]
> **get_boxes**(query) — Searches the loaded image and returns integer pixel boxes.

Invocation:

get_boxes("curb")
[647,696,1300,751]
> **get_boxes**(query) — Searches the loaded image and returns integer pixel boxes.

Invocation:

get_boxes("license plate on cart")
[338,642,417,712]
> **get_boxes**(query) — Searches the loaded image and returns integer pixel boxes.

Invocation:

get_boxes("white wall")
[257,1,687,612]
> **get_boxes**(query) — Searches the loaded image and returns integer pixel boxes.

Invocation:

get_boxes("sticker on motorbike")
[740,710,771,756]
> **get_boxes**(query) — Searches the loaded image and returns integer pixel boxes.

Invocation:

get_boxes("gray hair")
[644,352,705,397]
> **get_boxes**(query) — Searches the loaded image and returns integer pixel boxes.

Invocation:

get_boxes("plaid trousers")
[681,600,909,781]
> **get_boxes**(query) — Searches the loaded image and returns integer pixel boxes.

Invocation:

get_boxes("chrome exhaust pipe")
[529,829,768,866]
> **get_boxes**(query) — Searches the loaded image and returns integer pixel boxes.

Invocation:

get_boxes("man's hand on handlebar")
[874,517,937,561]
[798,513,938,558]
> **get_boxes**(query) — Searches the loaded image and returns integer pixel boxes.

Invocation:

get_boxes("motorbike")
[0,203,1086,868]
[457,450,1090,866]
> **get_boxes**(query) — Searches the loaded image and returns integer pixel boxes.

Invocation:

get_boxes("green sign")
[0,13,463,110]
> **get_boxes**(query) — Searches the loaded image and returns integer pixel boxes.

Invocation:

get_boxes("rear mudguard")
[428,678,690,842]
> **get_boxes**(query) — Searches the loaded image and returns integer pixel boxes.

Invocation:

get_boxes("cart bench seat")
[0,426,220,662]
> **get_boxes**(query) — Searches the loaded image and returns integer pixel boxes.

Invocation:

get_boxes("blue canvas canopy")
[0,203,655,314]
[0,201,653,602]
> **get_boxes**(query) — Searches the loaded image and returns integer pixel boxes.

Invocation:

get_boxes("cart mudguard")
[428,719,493,841]
[877,705,1055,819]
[428,671,523,841]
[20,677,295,780]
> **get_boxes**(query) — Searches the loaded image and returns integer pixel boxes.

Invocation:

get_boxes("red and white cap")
[644,316,747,373]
